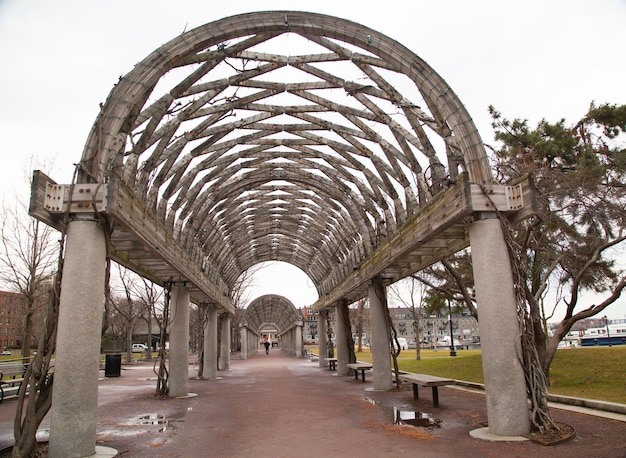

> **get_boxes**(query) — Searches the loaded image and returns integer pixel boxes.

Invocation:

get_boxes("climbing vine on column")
[373,275,402,388]
[480,184,557,433]
[154,283,171,396]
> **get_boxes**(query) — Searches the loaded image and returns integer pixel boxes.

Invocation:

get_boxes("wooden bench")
[0,361,27,402]
[398,373,456,407]
[324,357,337,371]
[346,362,373,382]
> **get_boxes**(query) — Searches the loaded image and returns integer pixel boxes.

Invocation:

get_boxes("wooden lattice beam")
[31,12,534,311]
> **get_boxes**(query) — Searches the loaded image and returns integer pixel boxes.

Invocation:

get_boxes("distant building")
[302,306,320,343]
[301,304,480,347]
[0,290,27,350]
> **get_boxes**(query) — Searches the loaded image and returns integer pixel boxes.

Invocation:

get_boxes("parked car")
[131,343,148,352]
[391,337,408,351]
[1,350,11,356]
[436,337,460,347]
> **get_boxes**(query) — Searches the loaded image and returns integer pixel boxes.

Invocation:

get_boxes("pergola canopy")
[31,11,532,313]
[29,14,539,455]
[244,294,301,334]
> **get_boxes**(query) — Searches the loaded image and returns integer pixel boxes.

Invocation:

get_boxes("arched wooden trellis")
[31,10,531,312]
[29,11,534,456]
[242,294,303,356]
[245,294,301,333]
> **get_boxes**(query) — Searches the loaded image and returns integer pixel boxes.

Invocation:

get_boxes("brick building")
[0,290,27,350]
[301,305,480,347]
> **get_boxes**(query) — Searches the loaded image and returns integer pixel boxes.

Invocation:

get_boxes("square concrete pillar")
[469,216,530,436]
[368,279,393,390]
[203,304,218,379]
[49,219,107,458]
[169,285,190,397]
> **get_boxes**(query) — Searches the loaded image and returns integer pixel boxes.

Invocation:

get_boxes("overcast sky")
[1,0,625,318]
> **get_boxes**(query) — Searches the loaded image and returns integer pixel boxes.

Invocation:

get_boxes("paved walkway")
[1,349,625,457]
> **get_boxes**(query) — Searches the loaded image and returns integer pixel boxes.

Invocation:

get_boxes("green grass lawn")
[353,346,626,404]
[4,346,624,403]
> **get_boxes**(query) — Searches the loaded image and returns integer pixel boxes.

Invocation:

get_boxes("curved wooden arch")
[68,10,495,304]
[30,15,536,453]
[244,294,301,334]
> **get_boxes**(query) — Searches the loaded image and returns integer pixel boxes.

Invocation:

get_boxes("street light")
[604,316,611,347]
[429,315,438,351]
[447,300,457,357]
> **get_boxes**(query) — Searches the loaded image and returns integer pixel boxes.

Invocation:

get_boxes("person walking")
[263,339,270,354]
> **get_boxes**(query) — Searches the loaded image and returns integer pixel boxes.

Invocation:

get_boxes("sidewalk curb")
[453,380,626,416]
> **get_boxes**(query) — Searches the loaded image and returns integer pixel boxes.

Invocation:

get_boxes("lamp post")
[604,316,611,347]
[447,300,457,357]
[430,315,437,351]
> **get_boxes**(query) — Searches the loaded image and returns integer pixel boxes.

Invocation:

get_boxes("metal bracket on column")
[44,183,108,214]
[469,183,522,212]
[504,183,524,210]
[469,176,536,224]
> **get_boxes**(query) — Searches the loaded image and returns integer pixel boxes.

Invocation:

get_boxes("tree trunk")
[155,287,171,396]
[146,316,153,360]
[13,280,58,458]
[325,312,334,358]
[125,322,133,362]
[196,305,207,378]
[21,309,33,362]
[355,314,363,353]
[540,336,561,383]
[217,314,224,370]
[413,316,421,360]
[337,304,356,364]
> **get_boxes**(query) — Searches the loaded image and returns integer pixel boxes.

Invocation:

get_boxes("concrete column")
[219,314,231,370]
[335,302,350,376]
[203,304,218,379]
[250,330,257,355]
[369,280,393,390]
[295,321,303,357]
[283,331,290,354]
[49,218,107,458]
[289,330,294,354]
[469,216,530,436]
[240,326,248,360]
[169,285,190,397]
[318,311,328,367]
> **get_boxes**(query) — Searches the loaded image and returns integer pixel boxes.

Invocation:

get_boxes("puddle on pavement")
[126,413,174,432]
[102,409,189,437]
[393,407,441,428]
[364,398,442,429]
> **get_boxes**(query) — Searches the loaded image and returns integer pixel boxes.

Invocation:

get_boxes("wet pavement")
[1,349,625,457]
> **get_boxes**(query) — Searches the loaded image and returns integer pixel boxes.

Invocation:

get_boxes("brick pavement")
[1,349,625,457]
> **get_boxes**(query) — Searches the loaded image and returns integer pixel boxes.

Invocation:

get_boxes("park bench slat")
[324,357,337,371]
[0,362,27,403]
[346,362,373,382]
[398,373,456,407]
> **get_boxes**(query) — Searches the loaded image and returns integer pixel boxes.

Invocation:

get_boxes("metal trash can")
[105,354,122,377]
